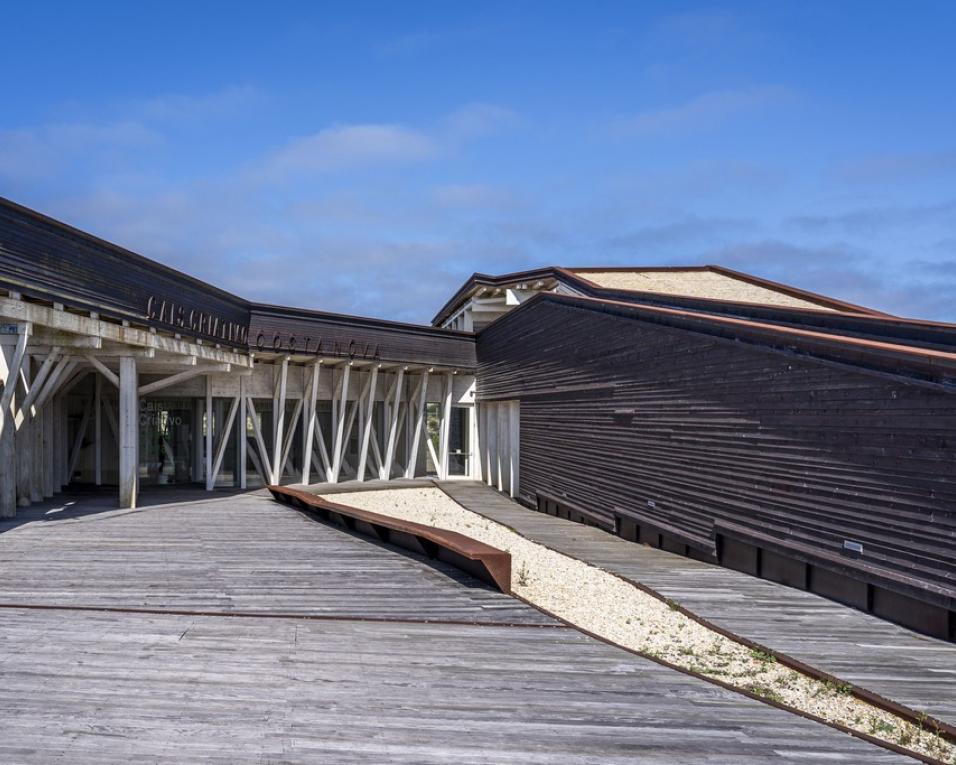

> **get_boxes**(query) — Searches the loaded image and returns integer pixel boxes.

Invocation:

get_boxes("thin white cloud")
[260,124,438,179]
[0,121,163,181]
[612,86,792,137]
[256,103,519,182]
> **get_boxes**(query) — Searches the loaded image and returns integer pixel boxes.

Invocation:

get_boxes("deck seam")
[0,601,571,628]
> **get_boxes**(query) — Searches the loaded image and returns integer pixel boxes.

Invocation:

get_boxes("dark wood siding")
[0,197,475,369]
[249,307,477,369]
[0,197,250,344]
[477,298,956,616]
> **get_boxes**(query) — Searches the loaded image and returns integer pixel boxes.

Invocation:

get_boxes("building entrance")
[139,398,196,485]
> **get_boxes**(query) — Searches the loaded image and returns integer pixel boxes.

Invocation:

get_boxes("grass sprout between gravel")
[325,487,955,765]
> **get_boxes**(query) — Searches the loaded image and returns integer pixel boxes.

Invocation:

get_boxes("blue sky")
[2,2,954,322]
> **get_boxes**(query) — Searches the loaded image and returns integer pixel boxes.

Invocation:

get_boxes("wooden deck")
[439,481,956,728]
[0,487,912,763]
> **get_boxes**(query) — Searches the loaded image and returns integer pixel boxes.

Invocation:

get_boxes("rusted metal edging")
[267,485,512,594]
[510,592,948,765]
[0,601,567,629]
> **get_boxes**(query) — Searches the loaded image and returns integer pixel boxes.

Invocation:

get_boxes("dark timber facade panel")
[0,197,476,368]
[249,305,476,369]
[477,297,956,637]
[0,197,250,345]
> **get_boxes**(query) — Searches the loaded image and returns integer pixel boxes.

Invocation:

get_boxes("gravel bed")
[325,487,955,764]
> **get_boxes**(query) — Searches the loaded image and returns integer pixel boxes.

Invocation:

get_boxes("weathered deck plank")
[0,608,908,764]
[0,486,913,762]
[439,480,956,727]
[0,489,544,624]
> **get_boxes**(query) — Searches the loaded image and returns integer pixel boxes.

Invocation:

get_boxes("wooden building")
[0,197,478,516]
[436,268,956,641]
[1,195,954,641]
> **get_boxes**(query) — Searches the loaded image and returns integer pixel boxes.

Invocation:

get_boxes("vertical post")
[302,360,320,485]
[0,336,20,517]
[356,366,379,481]
[381,368,404,480]
[31,402,43,502]
[238,376,247,490]
[16,358,32,507]
[439,373,453,480]
[94,372,102,485]
[54,396,64,489]
[469,403,481,481]
[272,356,289,484]
[330,363,351,483]
[42,400,54,497]
[205,375,213,490]
[486,402,498,488]
[191,398,203,483]
[118,356,138,509]
[405,372,428,479]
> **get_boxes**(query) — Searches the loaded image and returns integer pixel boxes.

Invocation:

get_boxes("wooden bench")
[267,486,512,594]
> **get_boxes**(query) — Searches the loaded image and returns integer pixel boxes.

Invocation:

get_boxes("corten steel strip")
[431,482,956,755]
[511,592,950,765]
[0,602,567,629]
[267,485,512,594]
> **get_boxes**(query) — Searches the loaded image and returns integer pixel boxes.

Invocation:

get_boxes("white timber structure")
[0,290,480,516]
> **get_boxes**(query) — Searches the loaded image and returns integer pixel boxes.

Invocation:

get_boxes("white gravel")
[325,487,955,764]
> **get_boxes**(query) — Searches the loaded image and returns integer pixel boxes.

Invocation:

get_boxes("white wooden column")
[330,363,351,483]
[469,403,481,481]
[301,361,320,485]
[205,375,213,490]
[439,372,453,480]
[0,335,22,517]
[272,357,289,484]
[31,399,43,501]
[192,398,203,482]
[380,368,405,480]
[238,376,247,489]
[485,402,497,488]
[405,372,428,479]
[356,366,379,481]
[42,400,54,498]
[118,355,138,509]
[15,358,32,507]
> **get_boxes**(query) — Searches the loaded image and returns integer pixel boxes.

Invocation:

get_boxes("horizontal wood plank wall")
[476,299,956,613]
[249,308,477,369]
[0,197,249,343]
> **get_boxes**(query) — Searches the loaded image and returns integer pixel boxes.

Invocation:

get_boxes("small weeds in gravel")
[746,683,784,704]
[749,648,776,665]
[516,563,531,588]
[897,726,914,747]
[825,680,853,696]
[868,716,896,737]
[665,598,680,611]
